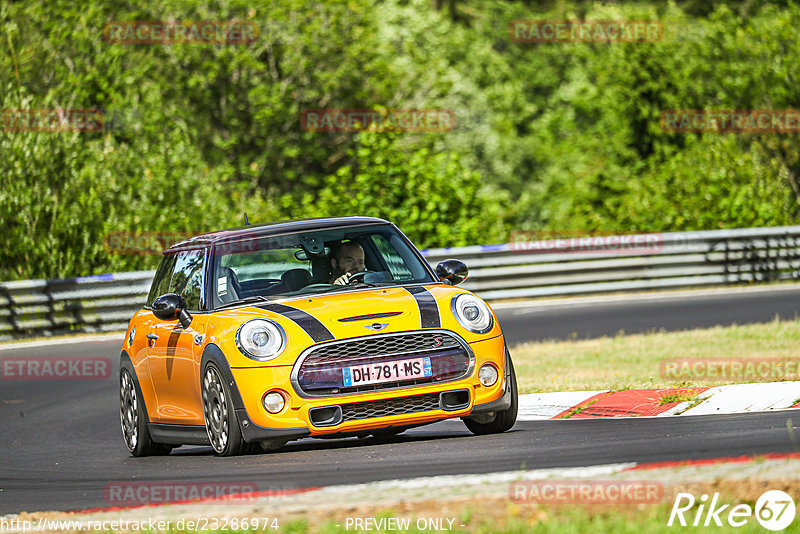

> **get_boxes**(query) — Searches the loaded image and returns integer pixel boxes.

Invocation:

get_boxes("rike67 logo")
[668,490,796,530]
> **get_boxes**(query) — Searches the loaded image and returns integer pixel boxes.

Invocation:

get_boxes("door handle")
[146,334,158,341]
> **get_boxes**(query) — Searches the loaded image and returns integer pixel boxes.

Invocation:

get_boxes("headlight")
[451,294,493,334]
[236,319,287,361]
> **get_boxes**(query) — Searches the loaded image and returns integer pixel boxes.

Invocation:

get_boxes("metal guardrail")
[0,271,154,341]
[3,226,800,340]
[423,226,800,299]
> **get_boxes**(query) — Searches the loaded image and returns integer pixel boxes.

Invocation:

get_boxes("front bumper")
[470,349,513,414]
[230,333,506,437]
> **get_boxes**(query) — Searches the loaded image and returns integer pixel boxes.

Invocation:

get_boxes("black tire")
[202,363,247,456]
[463,350,518,435]
[119,368,173,457]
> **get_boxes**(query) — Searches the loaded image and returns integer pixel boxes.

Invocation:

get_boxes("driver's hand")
[333,272,351,285]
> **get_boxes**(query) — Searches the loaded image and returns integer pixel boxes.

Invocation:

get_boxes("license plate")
[342,357,432,387]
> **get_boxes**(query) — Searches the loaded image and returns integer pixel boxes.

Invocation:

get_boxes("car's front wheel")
[463,351,518,435]
[202,364,247,456]
[120,369,172,456]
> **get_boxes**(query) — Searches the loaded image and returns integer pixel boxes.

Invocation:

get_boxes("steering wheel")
[345,270,374,284]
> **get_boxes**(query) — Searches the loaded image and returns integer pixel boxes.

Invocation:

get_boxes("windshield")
[210,224,435,308]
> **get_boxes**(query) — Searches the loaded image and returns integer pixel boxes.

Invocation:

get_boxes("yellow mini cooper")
[119,217,517,456]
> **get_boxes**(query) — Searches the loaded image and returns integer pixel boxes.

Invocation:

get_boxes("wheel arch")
[200,343,311,444]
[120,350,152,424]
[200,343,248,412]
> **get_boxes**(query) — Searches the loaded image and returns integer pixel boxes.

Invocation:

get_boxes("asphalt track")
[2,286,800,514]
[497,286,800,345]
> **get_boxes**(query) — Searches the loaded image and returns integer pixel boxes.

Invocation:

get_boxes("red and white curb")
[518,382,800,420]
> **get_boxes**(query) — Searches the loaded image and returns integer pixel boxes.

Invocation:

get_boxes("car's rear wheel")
[202,364,247,456]
[120,369,172,456]
[463,351,518,435]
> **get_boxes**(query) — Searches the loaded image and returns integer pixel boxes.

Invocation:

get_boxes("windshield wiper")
[215,295,271,310]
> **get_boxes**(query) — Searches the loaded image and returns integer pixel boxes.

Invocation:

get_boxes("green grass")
[658,391,699,405]
[558,397,602,419]
[510,317,800,393]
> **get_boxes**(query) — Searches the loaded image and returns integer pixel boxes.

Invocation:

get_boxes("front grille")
[293,331,473,397]
[340,393,441,422]
[303,332,461,365]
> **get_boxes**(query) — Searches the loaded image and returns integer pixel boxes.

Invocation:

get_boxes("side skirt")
[147,423,210,446]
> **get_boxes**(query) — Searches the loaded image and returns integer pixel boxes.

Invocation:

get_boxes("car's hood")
[257,284,471,341]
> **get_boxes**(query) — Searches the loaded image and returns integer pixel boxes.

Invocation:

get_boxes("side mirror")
[435,259,469,286]
[152,293,193,328]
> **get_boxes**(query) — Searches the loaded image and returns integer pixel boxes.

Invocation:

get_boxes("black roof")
[166,216,391,252]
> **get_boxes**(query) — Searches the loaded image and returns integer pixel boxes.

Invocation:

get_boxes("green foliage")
[1,0,799,280]
[294,132,509,248]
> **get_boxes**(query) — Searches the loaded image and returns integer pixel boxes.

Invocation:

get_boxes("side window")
[147,254,177,307]
[371,235,414,280]
[168,250,205,311]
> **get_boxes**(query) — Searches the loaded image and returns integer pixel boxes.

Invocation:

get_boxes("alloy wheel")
[119,370,139,451]
[202,366,229,453]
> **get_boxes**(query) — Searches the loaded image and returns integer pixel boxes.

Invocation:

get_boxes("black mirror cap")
[152,293,193,328]
[435,259,469,286]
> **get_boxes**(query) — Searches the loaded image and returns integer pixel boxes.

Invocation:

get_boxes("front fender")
[200,344,310,443]
[120,350,152,423]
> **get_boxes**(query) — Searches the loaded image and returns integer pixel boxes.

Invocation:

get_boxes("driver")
[330,241,366,285]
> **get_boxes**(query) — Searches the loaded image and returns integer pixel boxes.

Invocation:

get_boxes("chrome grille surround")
[290,330,474,398]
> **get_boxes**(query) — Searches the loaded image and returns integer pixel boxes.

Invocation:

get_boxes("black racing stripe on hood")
[257,303,335,343]
[403,286,441,329]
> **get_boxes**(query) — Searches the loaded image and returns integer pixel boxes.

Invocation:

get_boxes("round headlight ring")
[451,294,494,334]
[236,319,287,361]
